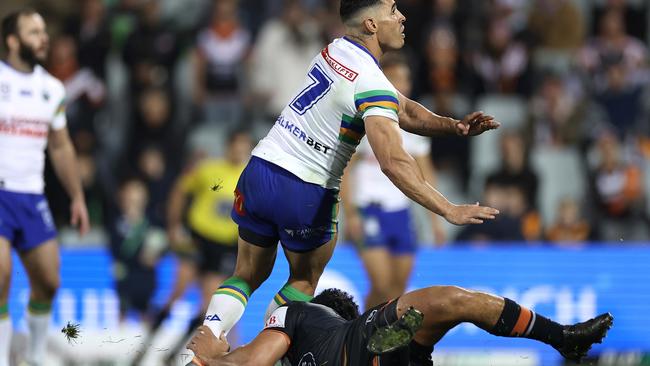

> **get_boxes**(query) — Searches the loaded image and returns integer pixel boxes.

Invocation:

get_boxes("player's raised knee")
[35,274,60,301]
[423,285,474,318]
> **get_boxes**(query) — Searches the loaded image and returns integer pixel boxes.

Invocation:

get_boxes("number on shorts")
[290,64,333,115]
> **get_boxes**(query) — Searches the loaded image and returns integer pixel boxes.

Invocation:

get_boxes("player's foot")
[554,312,613,363]
[367,306,423,354]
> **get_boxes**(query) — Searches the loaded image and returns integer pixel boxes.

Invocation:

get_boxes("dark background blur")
[2,1,650,365]
[2,0,649,245]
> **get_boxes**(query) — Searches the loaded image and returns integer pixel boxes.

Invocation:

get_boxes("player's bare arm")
[188,326,287,366]
[396,91,501,137]
[47,127,90,235]
[413,154,446,244]
[365,116,499,225]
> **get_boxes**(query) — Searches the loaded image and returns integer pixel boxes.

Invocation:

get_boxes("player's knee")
[0,270,10,300]
[34,275,60,301]
[0,263,10,283]
[426,286,474,320]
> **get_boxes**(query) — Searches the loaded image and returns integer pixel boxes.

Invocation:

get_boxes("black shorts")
[190,230,237,275]
[343,299,410,365]
[116,265,155,314]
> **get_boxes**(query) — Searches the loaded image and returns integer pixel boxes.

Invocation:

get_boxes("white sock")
[202,278,250,337]
[26,312,50,365]
[264,297,283,323]
[203,293,246,337]
[264,284,313,323]
[0,316,11,366]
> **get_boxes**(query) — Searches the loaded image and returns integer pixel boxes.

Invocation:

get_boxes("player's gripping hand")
[187,326,229,364]
[455,111,500,136]
[443,202,499,225]
[70,196,90,236]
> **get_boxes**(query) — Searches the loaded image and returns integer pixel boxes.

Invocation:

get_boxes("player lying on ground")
[187,287,613,366]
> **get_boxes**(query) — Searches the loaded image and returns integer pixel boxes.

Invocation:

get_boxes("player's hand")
[345,211,364,243]
[455,111,500,136]
[70,196,90,236]
[187,326,229,361]
[443,203,499,225]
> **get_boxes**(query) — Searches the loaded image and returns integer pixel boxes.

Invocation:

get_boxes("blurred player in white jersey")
[0,9,89,366]
[191,1,500,362]
[341,52,446,310]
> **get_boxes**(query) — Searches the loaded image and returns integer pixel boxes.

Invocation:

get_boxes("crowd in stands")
[3,0,648,246]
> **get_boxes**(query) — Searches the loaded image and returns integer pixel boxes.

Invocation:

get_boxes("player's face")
[376,0,406,51]
[14,14,49,65]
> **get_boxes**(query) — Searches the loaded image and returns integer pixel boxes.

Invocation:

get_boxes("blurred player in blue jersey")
[341,52,446,311]
[0,9,89,366]
[191,1,500,363]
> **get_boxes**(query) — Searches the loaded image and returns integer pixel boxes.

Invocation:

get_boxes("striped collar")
[342,36,379,66]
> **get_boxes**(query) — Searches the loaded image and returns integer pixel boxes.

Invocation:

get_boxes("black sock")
[409,341,434,366]
[489,298,564,348]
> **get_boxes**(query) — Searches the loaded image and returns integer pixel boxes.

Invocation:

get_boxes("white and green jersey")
[252,37,400,189]
[0,62,66,194]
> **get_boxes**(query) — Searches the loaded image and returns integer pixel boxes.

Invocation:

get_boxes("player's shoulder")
[324,39,377,78]
[325,39,396,96]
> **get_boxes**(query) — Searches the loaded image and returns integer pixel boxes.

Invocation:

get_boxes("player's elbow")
[378,154,410,181]
[379,159,398,180]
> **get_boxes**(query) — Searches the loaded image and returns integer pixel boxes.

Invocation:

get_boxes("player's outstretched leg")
[264,282,314,321]
[395,286,613,363]
[0,238,12,366]
[19,240,60,365]
[264,238,338,320]
[202,238,276,337]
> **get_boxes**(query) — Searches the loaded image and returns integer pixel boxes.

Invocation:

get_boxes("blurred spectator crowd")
[2,0,649,246]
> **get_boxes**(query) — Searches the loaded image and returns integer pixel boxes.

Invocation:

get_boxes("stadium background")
[2,0,650,365]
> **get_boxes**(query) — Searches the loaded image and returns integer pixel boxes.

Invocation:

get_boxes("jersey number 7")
[290,64,333,115]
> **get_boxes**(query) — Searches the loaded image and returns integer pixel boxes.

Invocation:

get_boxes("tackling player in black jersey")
[188,286,612,366]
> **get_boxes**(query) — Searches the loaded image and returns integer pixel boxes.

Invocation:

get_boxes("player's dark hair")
[339,0,382,23]
[311,288,360,321]
[1,9,38,50]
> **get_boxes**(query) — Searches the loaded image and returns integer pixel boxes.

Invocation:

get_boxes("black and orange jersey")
[263,300,408,365]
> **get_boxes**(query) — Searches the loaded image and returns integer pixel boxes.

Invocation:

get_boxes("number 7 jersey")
[252,37,400,190]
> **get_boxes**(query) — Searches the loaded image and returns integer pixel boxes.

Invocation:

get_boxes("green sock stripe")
[215,289,248,307]
[28,300,52,314]
[280,283,313,302]
[0,304,8,317]
[220,277,252,298]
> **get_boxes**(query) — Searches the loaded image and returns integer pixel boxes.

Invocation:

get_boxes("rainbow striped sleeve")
[338,113,365,145]
[354,90,399,115]
[54,98,66,117]
[51,97,68,129]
